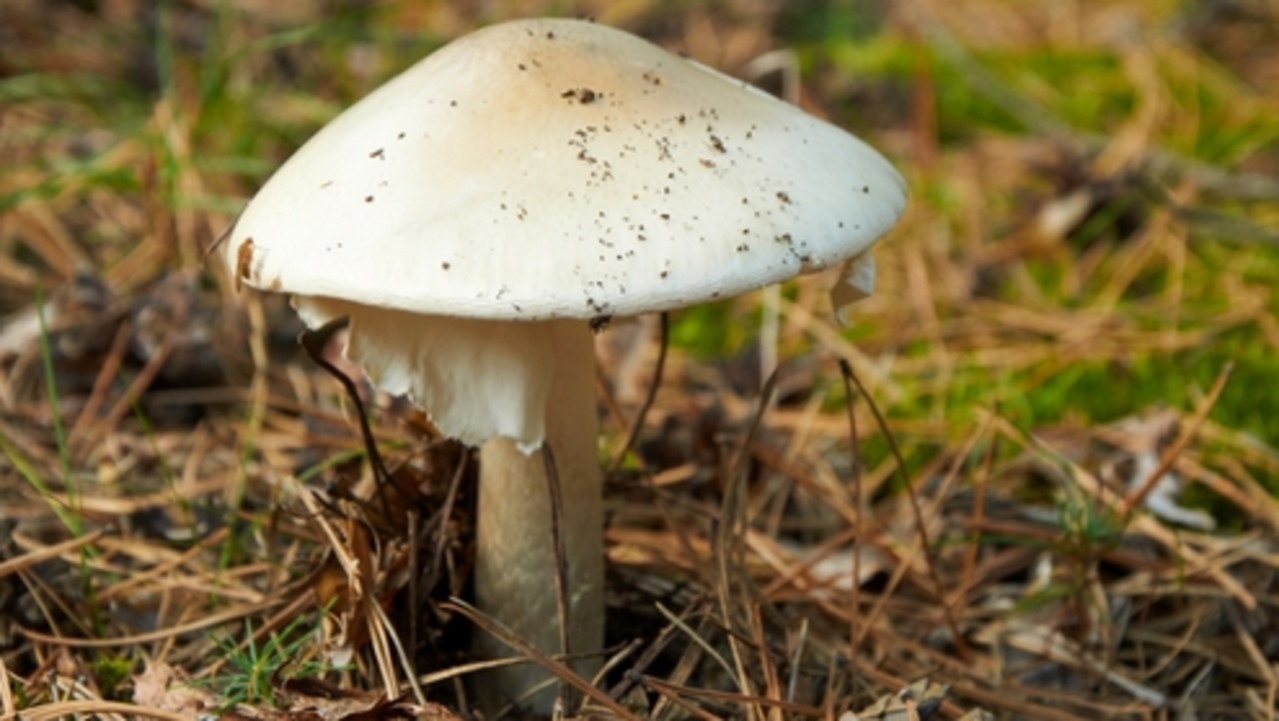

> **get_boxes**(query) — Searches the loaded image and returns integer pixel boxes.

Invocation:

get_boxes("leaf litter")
[2,0,1279,719]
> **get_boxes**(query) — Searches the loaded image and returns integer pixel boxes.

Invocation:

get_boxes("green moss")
[669,302,737,359]
[91,654,136,701]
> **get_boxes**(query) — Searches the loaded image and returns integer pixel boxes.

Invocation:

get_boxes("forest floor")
[2,1,1279,719]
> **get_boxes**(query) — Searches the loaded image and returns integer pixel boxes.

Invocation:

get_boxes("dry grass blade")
[0,530,104,578]
[603,606,683,704]
[635,674,824,717]
[836,359,865,664]
[1121,362,1232,513]
[0,658,13,717]
[975,624,1168,706]
[426,454,467,595]
[1,700,195,721]
[745,604,782,720]
[713,369,779,721]
[840,361,969,661]
[652,602,735,681]
[610,312,669,471]
[18,599,289,648]
[63,319,133,457]
[369,595,428,705]
[540,444,573,713]
[284,473,415,700]
[441,599,640,721]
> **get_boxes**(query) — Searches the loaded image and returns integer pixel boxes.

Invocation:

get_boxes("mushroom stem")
[474,319,603,713]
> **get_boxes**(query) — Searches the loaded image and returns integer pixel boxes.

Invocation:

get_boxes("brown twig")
[840,361,971,662]
[19,598,289,648]
[837,358,864,692]
[1121,362,1233,514]
[442,598,640,720]
[299,316,393,489]
[541,444,574,713]
[610,311,669,471]
[10,700,195,721]
[635,673,825,716]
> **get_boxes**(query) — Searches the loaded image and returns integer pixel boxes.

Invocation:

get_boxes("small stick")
[299,317,398,524]
[837,358,863,694]
[605,605,687,702]
[1121,362,1232,515]
[542,445,574,713]
[714,370,779,721]
[841,361,971,662]
[444,599,641,720]
[406,508,420,674]
[426,452,467,593]
[610,312,669,471]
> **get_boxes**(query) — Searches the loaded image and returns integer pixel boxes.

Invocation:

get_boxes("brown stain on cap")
[235,238,255,292]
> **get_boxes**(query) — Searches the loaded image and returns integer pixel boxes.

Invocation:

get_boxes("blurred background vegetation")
[4,0,1277,468]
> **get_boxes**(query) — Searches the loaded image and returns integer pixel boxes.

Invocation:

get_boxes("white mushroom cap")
[228,17,905,322]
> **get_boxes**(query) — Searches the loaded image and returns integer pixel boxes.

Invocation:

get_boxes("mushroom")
[225,17,905,713]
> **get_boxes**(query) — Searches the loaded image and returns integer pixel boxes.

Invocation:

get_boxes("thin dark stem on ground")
[639,673,826,717]
[541,444,574,713]
[298,317,389,483]
[955,411,999,607]
[443,599,641,720]
[605,607,686,702]
[299,317,393,517]
[1122,362,1233,515]
[611,312,670,472]
[427,452,467,594]
[837,359,863,694]
[406,508,419,673]
[711,369,778,719]
[716,369,779,624]
[840,360,971,662]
